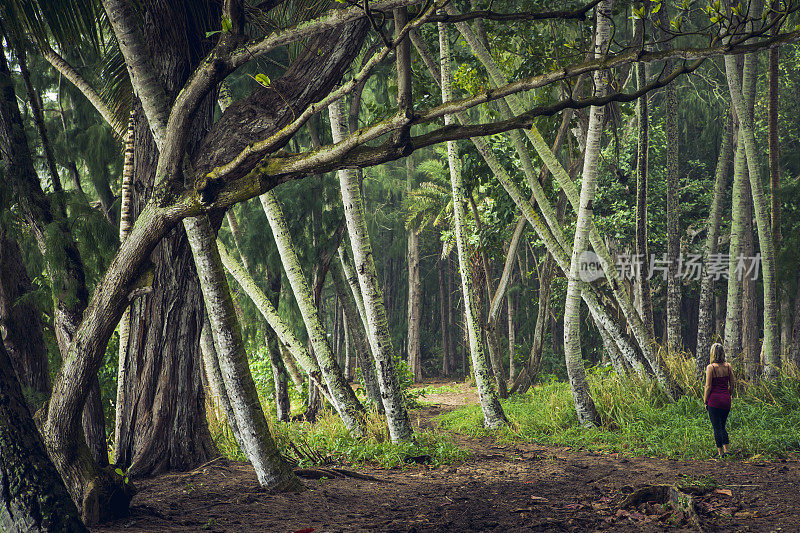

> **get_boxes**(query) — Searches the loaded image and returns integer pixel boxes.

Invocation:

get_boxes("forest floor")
[96,380,800,532]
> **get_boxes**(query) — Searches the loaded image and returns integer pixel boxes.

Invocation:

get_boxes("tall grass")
[439,356,800,460]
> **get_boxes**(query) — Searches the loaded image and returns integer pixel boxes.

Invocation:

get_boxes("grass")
[438,358,800,461]
[211,405,470,469]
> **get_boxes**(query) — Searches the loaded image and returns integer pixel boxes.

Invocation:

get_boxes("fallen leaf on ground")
[714,488,733,497]
[530,496,548,502]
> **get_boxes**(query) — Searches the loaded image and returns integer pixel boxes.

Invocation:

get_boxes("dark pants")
[707,405,730,448]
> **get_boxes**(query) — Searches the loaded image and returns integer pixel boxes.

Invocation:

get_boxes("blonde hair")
[710,343,726,364]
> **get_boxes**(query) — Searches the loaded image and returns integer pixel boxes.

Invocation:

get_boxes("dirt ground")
[95,381,800,532]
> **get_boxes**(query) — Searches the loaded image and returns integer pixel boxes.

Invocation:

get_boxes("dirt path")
[96,382,800,532]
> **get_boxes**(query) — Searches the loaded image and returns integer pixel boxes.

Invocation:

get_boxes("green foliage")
[439,364,800,461]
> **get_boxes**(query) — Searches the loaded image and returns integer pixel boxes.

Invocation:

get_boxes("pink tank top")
[707,371,731,410]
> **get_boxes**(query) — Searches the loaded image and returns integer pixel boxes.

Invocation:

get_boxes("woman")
[703,343,734,458]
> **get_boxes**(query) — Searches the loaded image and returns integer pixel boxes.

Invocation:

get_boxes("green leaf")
[254,73,271,87]
[205,29,221,38]
[114,468,124,476]
[221,16,232,32]
[651,2,662,14]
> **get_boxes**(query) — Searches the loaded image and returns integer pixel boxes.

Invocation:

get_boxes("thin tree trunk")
[330,259,384,411]
[406,158,422,382]
[724,134,746,358]
[185,215,300,490]
[260,190,365,434]
[561,0,612,428]
[267,332,291,422]
[634,60,655,336]
[217,240,331,403]
[439,18,507,428]
[329,99,412,441]
[740,180,760,381]
[438,252,450,375]
[114,112,135,462]
[696,112,733,374]
[200,315,242,445]
[507,286,516,381]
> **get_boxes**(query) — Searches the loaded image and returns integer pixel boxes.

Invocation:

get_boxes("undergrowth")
[211,406,469,469]
[439,357,800,461]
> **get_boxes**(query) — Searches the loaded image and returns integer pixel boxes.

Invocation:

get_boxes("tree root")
[621,484,704,531]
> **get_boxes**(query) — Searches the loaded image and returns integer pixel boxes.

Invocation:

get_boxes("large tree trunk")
[0,231,51,406]
[184,215,300,490]
[113,0,219,476]
[561,0,612,428]
[741,179,760,380]
[0,340,88,533]
[696,112,733,374]
[329,99,413,441]
[439,18,507,429]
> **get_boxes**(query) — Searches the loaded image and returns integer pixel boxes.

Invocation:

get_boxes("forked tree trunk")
[185,215,300,490]
[696,112,733,374]
[439,18,507,429]
[329,99,413,441]
[260,190,365,435]
[1,341,87,533]
[561,0,612,428]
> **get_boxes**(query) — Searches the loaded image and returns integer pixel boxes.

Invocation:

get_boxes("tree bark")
[634,60,655,336]
[0,340,88,533]
[724,133,746,358]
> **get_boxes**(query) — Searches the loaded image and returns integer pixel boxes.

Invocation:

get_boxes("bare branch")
[427,0,602,23]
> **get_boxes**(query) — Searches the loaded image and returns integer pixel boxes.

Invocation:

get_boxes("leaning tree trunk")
[439,18,507,429]
[185,215,300,491]
[696,112,733,374]
[260,190,365,435]
[1,340,88,533]
[329,99,413,441]
[199,315,242,446]
[725,12,780,377]
[330,260,384,411]
[0,44,106,466]
[561,0,612,428]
